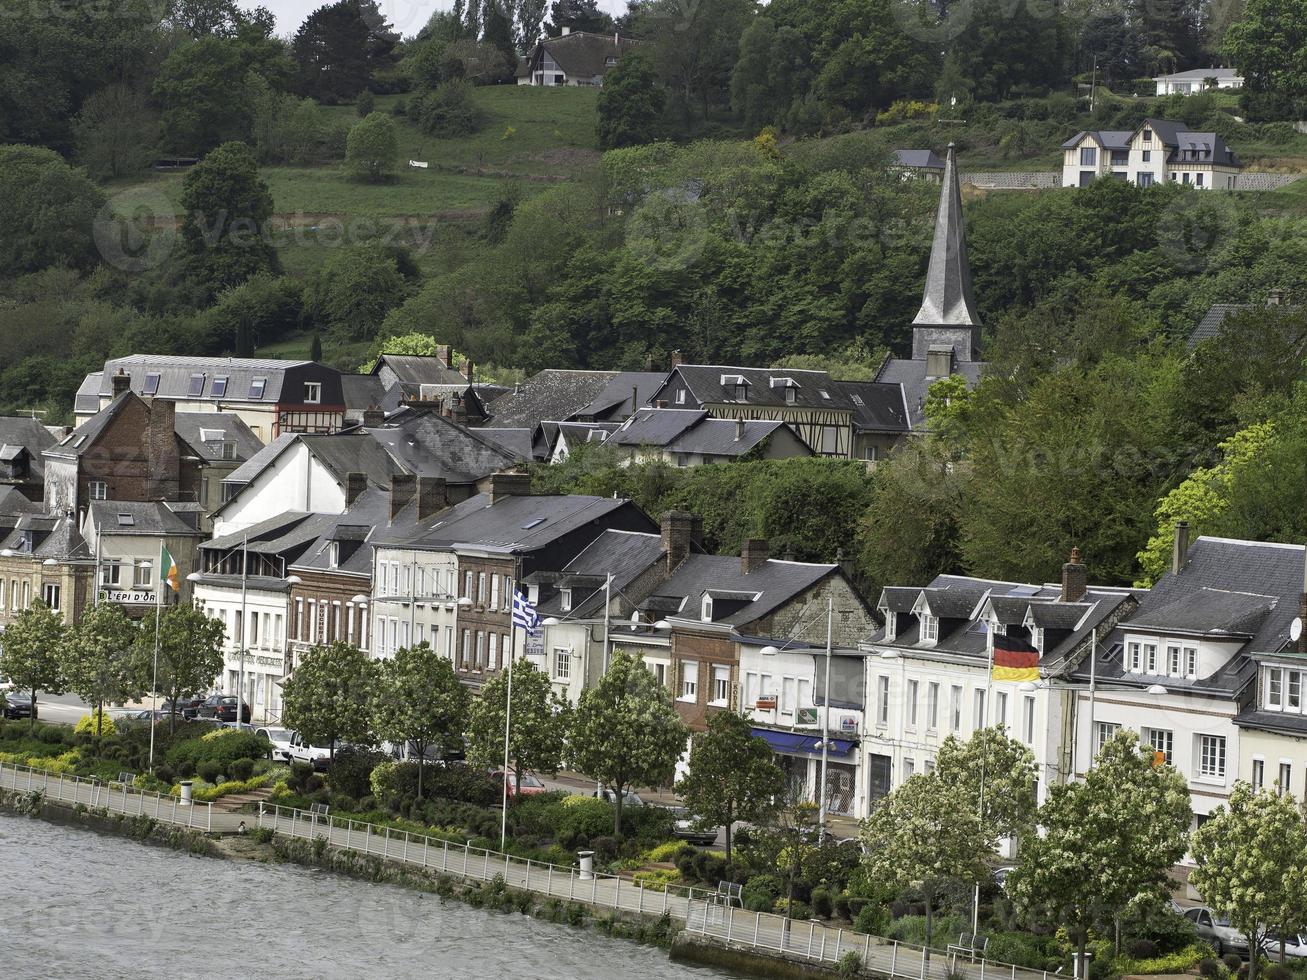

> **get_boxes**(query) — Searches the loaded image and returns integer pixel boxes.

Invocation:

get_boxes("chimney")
[145,398,179,501]
[362,405,384,427]
[487,471,532,504]
[390,473,416,522]
[735,418,746,441]
[111,369,132,398]
[741,538,769,574]
[416,476,448,521]
[345,471,367,506]
[436,344,451,369]
[1060,547,1087,603]
[662,511,694,573]
[836,547,854,580]
[670,350,684,369]
[632,386,640,417]
[1172,520,1191,576]
[1268,289,1285,307]
[561,25,571,34]
[466,360,475,383]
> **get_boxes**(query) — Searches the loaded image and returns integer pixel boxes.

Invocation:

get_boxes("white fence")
[258,801,1053,980]
[0,760,215,831]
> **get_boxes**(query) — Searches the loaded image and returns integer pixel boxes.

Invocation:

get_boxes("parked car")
[1184,906,1249,955]
[2,693,35,720]
[1262,933,1307,959]
[196,695,250,723]
[492,769,547,800]
[593,787,645,808]
[667,806,718,846]
[286,731,333,771]
[163,695,205,719]
[993,866,1016,892]
[257,727,294,762]
[0,675,15,693]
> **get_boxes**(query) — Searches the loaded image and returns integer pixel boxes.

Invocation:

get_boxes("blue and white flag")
[512,590,540,631]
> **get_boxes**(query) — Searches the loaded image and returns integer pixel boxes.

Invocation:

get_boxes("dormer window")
[785,386,797,405]
[920,613,938,642]
[212,376,228,397]
[884,611,897,642]
[735,383,747,402]
[722,375,748,402]
[701,594,713,622]
[1029,626,1044,654]
[143,372,161,395]
[329,542,339,568]
[561,588,572,612]
[188,373,206,397]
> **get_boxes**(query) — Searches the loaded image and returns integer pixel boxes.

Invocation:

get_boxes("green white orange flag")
[991,632,1040,682]
[160,543,180,593]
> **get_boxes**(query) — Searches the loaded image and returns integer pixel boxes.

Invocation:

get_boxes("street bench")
[948,933,989,962]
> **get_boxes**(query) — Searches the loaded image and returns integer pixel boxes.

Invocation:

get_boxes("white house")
[1154,68,1243,96]
[1061,117,1242,190]
[515,29,639,87]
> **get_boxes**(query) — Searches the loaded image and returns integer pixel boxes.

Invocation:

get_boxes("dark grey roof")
[526,31,640,79]
[173,413,262,464]
[50,392,134,459]
[1234,709,1307,737]
[288,488,390,576]
[877,586,921,615]
[1188,303,1252,348]
[0,416,56,481]
[875,357,985,430]
[96,355,330,404]
[573,372,668,421]
[535,529,665,617]
[1028,602,1092,630]
[609,409,706,447]
[222,432,298,487]
[0,513,89,561]
[1071,537,1307,693]
[300,431,403,486]
[656,555,837,628]
[0,486,43,517]
[894,149,945,170]
[921,588,986,619]
[1060,130,1133,151]
[363,410,520,483]
[88,500,201,537]
[554,422,619,449]
[373,355,466,387]
[913,145,981,331]
[1142,117,1239,166]
[203,512,316,553]
[470,426,533,463]
[485,371,619,429]
[341,374,398,413]
[670,418,799,457]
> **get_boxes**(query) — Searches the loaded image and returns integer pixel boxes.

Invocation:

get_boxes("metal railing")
[0,760,215,831]
[257,801,1050,980]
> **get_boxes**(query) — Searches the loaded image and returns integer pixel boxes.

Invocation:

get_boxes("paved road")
[26,691,89,727]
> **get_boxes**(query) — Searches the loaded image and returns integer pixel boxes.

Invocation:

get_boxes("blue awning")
[752,728,856,757]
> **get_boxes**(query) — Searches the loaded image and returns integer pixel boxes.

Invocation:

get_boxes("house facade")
[1061,118,1241,190]
[1154,68,1243,96]
[515,29,639,87]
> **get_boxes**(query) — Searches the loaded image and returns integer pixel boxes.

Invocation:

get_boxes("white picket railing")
[258,801,1051,980]
[0,760,214,831]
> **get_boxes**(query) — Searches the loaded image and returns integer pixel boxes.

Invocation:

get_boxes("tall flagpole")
[148,556,162,772]
[500,564,520,851]
[973,612,998,937]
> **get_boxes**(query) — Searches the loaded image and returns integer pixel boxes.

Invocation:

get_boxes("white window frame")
[680,661,698,702]
[1197,734,1226,782]
[42,583,60,611]
[926,682,939,731]
[921,614,938,643]
[906,678,918,729]
[711,665,730,706]
[303,382,322,404]
[1142,726,1173,765]
[89,480,108,500]
[1022,695,1036,745]
[554,647,570,681]
[950,684,962,732]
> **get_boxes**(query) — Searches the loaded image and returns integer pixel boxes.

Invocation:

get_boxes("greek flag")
[512,590,540,631]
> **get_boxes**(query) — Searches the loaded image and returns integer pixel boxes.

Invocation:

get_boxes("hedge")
[1113,943,1212,976]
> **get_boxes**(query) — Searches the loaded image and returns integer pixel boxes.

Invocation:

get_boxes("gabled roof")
[1060,130,1134,151]
[288,488,391,576]
[0,416,56,481]
[573,372,668,421]
[526,30,639,79]
[95,355,335,403]
[372,354,466,387]
[74,372,103,414]
[874,358,984,430]
[88,500,202,538]
[913,144,981,331]
[653,555,837,628]
[173,413,262,464]
[1155,67,1241,82]
[50,391,136,459]
[363,410,522,482]
[1185,300,1305,351]
[535,529,666,618]
[0,513,89,561]
[893,149,945,170]
[340,374,399,414]
[609,408,707,448]
[667,418,798,457]
[222,432,298,488]
[485,371,621,429]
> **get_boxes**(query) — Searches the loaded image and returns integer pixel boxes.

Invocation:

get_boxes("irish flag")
[991,633,1040,682]
[160,544,180,593]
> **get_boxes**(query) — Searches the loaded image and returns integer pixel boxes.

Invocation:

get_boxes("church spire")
[912,144,981,342]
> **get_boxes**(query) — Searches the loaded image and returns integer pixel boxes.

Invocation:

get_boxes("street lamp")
[285,575,302,586]
[653,620,671,630]
[1146,684,1168,696]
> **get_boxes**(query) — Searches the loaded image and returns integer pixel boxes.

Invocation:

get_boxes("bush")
[228,758,255,782]
[776,898,812,920]
[838,949,863,978]
[327,747,385,800]
[742,874,782,913]
[1198,958,1222,978]
[591,836,619,861]
[75,710,116,736]
[1128,939,1160,960]
[345,111,399,183]
[412,80,480,137]
[1264,966,1292,980]
[356,90,375,117]
[811,887,834,919]
[643,840,692,864]
[198,760,222,783]
[1224,954,1244,973]
[853,902,889,936]
[165,730,271,773]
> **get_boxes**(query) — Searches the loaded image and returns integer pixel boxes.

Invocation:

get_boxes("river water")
[0,813,742,979]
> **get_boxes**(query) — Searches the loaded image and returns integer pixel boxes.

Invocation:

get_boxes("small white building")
[1154,68,1243,96]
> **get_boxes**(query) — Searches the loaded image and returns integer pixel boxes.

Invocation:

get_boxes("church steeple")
[911,143,981,362]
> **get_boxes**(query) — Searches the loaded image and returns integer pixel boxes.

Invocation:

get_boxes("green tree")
[545,0,614,35]
[635,0,754,125]
[138,602,226,735]
[292,0,400,102]
[304,245,408,341]
[570,649,688,835]
[372,643,469,798]
[676,711,784,860]
[596,53,665,150]
[0,600,65,729]
[72,84,160,180]
[412,80,482,137]
[935,726,1039,845]
[178,140,278,291]
[860,772,991,953]
[1008,731,1192,974]
[466,657,568,797]
[153,36,257,153]
[0,145,106,279]
[59,603,145,738]
[281,641,375,757]
[1223,0,1307,120]
[356,331,443,373]
[344,111,399,183]
[1191,782,1307,972]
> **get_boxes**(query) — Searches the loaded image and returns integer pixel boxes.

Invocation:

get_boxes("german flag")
[992,633,1040,682]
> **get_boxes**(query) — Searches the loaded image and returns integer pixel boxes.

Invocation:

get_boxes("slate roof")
[203,512,316,553]
[373,355,466,387]
[668,418,798,457]
[1070,537,1307,695]
[363,410,521,483]
[469,426,534,462]
[573,372,668,420]
[875,358,985,430]
[1060,130,1134,151]
[222,433,298,488]
[609,409,707,447]
[0,486,43,518]
[894,150,945,171]
[0,513,89,560]
[288,488,391,576]
[914,145,981,330]
[647,555,837,628]
[95,355,333,403]
[486,370,662,429]
[74,372,103,414]
[341,374,399,415]
[1185,301,1304,349]
[0,416,56,481]
[50,393,134,459]
[173,413,262,463]
[88,500,202,537]
[534,529,666,618]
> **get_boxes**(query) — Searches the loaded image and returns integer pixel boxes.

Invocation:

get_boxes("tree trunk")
[416,746,425,800]
[29,687,36,731]
[924,887,934,962]
[723,802,733,863]
[514,765,522,801]
[613,787,624,837]
[96,700,104,738]
[1077,928,1088,980]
